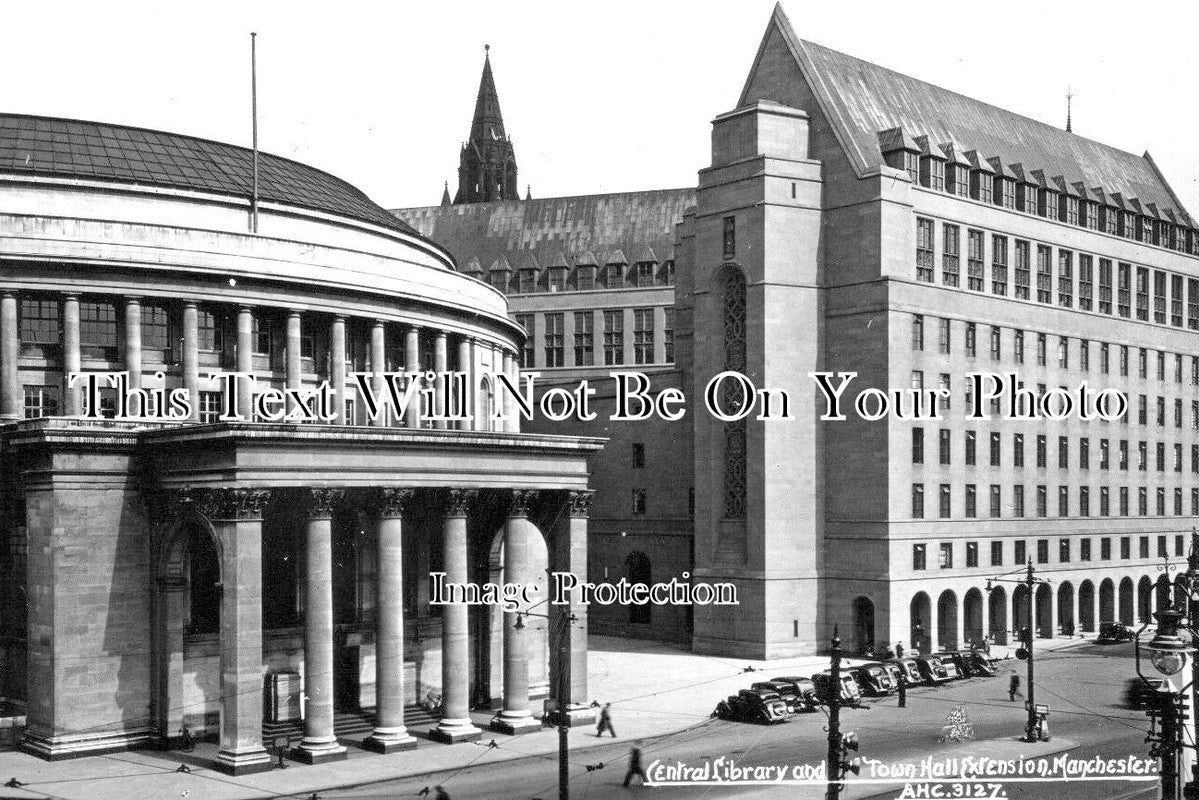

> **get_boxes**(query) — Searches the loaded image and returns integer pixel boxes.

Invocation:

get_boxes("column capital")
[509,489,538,518]
[124,295,143,305]
[434,330,448,340]
[379,487,416,519]
[1,291,17,300]
[566,490,594,519]
[372,319,386,329]
[181,299,198,309]
[192,487,272,521]
[288,309,302,319]
[62,292,80,301]
[332,314,346,324]
[306,487,346,520]
[407,324,422,333]
[445,488,477,518]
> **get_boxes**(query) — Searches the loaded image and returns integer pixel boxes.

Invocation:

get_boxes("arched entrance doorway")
[987,585,1008,644]
[963,588,984,645]
[1056,582,1075,636]
[1099,578,1115,622]
[937,590,959,651]
[1137,576,1153,622]
[626,552,652,625]
[486,520,551,707]
[1035,584,1052,638]
[1078,580,1095,632]
[910,592,931,654]
[1119,577,1135,625]
[853,597,875,655]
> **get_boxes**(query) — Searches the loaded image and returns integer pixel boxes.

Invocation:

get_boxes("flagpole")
[250,31,259,233]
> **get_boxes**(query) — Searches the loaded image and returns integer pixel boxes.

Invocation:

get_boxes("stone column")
[292,488,348,764]
[0,292,19,420]
[371,320,387,427]
[236,306,254,421]
[124,296,142,394]
[286,311,302,420]
[364,488,418,753]
[207,488,273,776]
[181,302,199,420]
[431,490,482,743]
[457,337,473,431]
[405,326,422,428]
[63,294,82,416]
[330,316,347,425]
[491,490,542,735]
[433,331,448,430]
[553,490,592,725]
[490,344,504,431]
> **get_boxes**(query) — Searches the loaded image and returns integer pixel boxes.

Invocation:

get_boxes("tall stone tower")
[453,45,519,204]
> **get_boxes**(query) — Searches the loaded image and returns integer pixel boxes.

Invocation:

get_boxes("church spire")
[1065,86,1073,133]
[454,45,519,204]
[441,181,452,206]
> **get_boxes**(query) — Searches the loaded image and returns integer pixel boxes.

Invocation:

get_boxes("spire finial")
[1066,86,1073,133]
[485,43,490,55]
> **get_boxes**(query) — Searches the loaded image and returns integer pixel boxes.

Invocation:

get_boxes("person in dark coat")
[624,743,648,787]
[1009,674,1022,701]
[596,703,617,737]
[895,642,905,659]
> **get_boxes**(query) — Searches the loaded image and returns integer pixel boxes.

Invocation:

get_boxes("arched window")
[626,551,652,625]
[480,375,494,431]
[187,526,220,635]
[722,268,747,519]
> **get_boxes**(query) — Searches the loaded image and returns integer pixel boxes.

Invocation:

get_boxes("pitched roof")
[0,113,419,236]
[753,5,1189,219]
[390,188,694,273]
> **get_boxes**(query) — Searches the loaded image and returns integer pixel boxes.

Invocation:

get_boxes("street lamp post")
[826,627,843,800]
[986,562,1049,742]
[1176,530,1199,799]
[515,607,577,800]
[1135,604,1196,800]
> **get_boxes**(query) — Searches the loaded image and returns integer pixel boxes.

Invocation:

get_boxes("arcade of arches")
[848,572,1190,655]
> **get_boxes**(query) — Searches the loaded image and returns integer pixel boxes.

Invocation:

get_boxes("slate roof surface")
[391,188,695,272]
[0,113,418,236]
[764,9,1189,218]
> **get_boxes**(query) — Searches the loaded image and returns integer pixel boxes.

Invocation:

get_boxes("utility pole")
[826,626,842,800]
[555,606,571,800]
[986,562,1049,742]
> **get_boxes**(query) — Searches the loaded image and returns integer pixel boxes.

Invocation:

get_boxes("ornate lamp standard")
[1135,601,1196,800]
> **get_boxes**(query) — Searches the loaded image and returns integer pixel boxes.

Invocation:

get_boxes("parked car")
[878,661,905,688]
[965,652,997,677]
[713,688,789,724]
[1123,677,1169,709]
[751,681,805,713]
[812,671,863,707]
[931,653,963,680]
[768,677,818,711]
[915,655,952,683]
[849,663,894,696]
[886,657,926,685]
[1097,621,1134,644]
[772,676,820,709]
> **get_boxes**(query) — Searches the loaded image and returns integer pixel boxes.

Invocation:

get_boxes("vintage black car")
[849,663,894,696]
[751,681,806,713]
[965,652,997,677]
[937,651,973,677]
[812,671,863,707]
[915,655,952,683]
[1097,621,1134,644]
[713,688,789,724]
[771,676,820,709]
[885,657,925,685]
[1123,677,1169,709]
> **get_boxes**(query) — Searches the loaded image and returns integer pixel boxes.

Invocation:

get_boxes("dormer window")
[603,262,625,289]
[634,261,655,287]
[1141,216,1155,243]
[1121,211,1136,239]
[489,271,509,292]
[994,176,1015,208]
[1039,189,1059,221]
[878,128,920,182]
[1019,184,1037,213]
[547,267,567,291]
[1060,196,1079,226]
[972,170,993,203]
[517,269,536,294]
[576,265,597,290]
[920,154,945,191]
[1102,205,1118,235]
[949,163,969,195]
[1081,200,1098,229]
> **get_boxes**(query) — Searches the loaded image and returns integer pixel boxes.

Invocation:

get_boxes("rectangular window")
[1014,240,1031,299]
[911,314,924,350]
[965,484,977,517]
[912,484,925,518]
[602,310,624,366]
[965,431,976,465]
[573,312,594,366]
[1057,249,1073,307]
[1036,434,1046,467]
[1078,255,1093,311]
[1036,485,1047,517]
[631,489,647,516]
[939,542,953,568]
[1079,340,1089,372]
[912,428,924,464]
[916,218,934,282]
[1036,245,1052,303]
[1098,259,1113,314]
[1063,196,1079,226]
[1189,279,1199,330]
[1172,274,1184,327]
[989,326,1001,360]
[1081,538,1092,561]
[1120,488,1129,516]
[1136,266,1149,321]
[1100,537,1111,560]
[199,391,222,423]
[19,298,60,346]
[939,484,951,518]
[1120,346,1129,377]
[1015,540,1027,564]
[938,317,951,354]
[722,216,736,260]
[1118,263,1132,318]
[1014,330,1024,363]
[544,313,564,367]
[80,300,118,356]
[1057,435,1069,468]
[1100,439,1110,469]
[1037,538,1049,563]
[989,484,1001,517]
[1119,440,1129,470]
[251,314,272,356]
[516,313,535,367]
[939,428,951,465]
[663,308,674,363]
[517,269,535,294]
[1154,270,1167,324]
[1036,333,1046,366]
[974,169,993,204]
[991,540,1003,566]
[990,432,1001,466]
[913,543,927,570]
[141,304,171,354]
[1057,485,1068,516]
[1079,437,1089,469]
[967,229,984,290]
[1060,538,1072,562]
[633,308,654,365]
[575,266,595,291]
[1058,338,1069,369]
[22,385,59,418]
[1013,434,1024,467]
[942,224,960,286]
[991,235,1008,295]
[1120,536,1130,559]
[1100,487,1110,517]
[965,323,976,357]
[197,308,224,352]
[1080,487,1090,516]
[966,541,978,568]
[1013,485,1025,517]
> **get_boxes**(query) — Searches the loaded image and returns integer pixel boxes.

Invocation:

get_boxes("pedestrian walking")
[596,702,617,737]
[435,786,450,800]
[897,673,907,708]
[1009,674,1022,702]
[623,743,648,788]
[895,642,905,659]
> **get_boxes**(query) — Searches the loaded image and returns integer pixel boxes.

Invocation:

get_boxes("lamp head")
[1146,606,1194,676]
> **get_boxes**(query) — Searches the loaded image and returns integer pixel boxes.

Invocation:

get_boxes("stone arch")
[963,588,984,645]
[626,551,652,625]
[1099,578,1115,622]
[1078,580,1095,632]
[987,585,1008,644]
[936,589,959,651]
[910,592,931,653]
[479,374,495,431]
[852,596,875,655]
[1056,581,1074,636]
[1138,575,1153,622]
[486,520,551,702]
[1035,584,1052,638]
[1119,577,1135,625]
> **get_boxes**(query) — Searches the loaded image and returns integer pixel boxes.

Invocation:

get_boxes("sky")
[3,1,1197,214]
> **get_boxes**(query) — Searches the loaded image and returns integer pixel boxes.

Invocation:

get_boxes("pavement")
[0,634,841,800]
